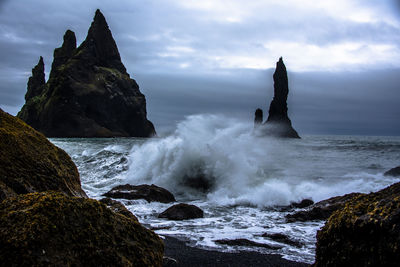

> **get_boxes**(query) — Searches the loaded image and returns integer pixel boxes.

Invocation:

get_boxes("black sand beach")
[163,236,309,267]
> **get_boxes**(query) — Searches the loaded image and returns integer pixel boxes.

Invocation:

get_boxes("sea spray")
[125,114,400,206]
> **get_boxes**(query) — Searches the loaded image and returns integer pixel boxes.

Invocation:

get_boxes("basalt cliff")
[17,9,156,137]
[254,57,300,138]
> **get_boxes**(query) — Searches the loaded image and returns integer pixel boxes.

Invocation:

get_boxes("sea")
[51,114,400,264]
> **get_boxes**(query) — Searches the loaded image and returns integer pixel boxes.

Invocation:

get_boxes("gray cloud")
[0,0,399,136]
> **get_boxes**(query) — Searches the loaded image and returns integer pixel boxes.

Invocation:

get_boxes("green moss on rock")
[0,109,87,200]
[0,191,164,266]
[314,182,400,267]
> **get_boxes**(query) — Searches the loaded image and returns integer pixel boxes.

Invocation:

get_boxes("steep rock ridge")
[25,56,45,100]
[0,109,87,200]
[255,58,300,138]
[18,9,156,137]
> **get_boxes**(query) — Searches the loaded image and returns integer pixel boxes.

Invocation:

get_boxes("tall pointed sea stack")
[254,57,300,138]
[18,9,156,137]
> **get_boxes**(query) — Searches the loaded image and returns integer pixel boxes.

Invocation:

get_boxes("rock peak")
[50,30,77,79]
[25,57,45,101]
[82,9,126,73]
[255,58,300,138]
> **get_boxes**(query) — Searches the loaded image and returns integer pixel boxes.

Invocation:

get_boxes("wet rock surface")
[286,193,361,222]
[159,203,204,220]
[103,184,176,203]
[314,181,400,267]
[214,238,282,250]
[0,191,163,266]
[262,233,303,248]
[384,166,400,177]
[0,109,87,201]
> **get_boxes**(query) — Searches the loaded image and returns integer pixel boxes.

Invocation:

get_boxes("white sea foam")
[124,114,400,207]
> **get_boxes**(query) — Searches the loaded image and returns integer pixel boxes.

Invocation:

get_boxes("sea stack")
[254,57,300,138]
[17,9,156,137]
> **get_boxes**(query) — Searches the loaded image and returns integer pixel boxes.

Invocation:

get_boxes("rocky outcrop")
[99,197,138,221]
[262,233,303,248]
[384,166,400,177]
[25,56,45,100]
[314,182,400,266]
[18,9,156,137]
[255,58,300,138]
[0,191,163,266]
[0,109,87,201]
[254,108,263,127]
[158,203,204,220]
[286,193,360,222]
[215,239,282,250]
[103,184,176,203]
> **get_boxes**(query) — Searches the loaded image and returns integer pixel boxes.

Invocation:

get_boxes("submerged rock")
[290,199,314,208]
[215,239,282,250]
[103,184,176,203]
[255,58,300,138]
[314,182,400,267]
[384,166,400,177]
[158,203,204,220]
[0,109,87,201]
[0,191,163,266]
[286,193,360,222]
[18,9,155,137]
[262,233,303,248]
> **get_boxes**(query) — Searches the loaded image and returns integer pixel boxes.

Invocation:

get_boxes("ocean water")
[51,114,400,263]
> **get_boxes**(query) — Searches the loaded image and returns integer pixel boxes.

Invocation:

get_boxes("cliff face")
[255,58,300,138]
[18,9,156,137]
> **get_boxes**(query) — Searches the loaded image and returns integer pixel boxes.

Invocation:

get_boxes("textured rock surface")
[159,203,204,220]
[0,109,87,201]
[384,166,400,177]
[314,182,400,267]
[262,233,303,248]
[18,9,155,137]
[256,58,300,138]
[25,56,45,100]
[0,192,163,266]
[286,193,360,222]
[99,197,138,221]
[103,184,176,203]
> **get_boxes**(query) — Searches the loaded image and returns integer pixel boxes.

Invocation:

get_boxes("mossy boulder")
[314,182,400,267]
[0,109,87,201]
[0,191,163,266]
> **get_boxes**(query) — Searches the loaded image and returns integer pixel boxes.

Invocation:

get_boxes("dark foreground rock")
[255,57,300,138]
[0,191,163,266]
[163,236,307,267]
[215,239,282,250]
[286,193,361,222]
[0,109,87,201]
[99,197,138,221]
[159,203,204,220]
[103,184,176,203]
[18,9,155,137]
[384,166,400,177]
[262,233,303,248]
[314,182,400,267]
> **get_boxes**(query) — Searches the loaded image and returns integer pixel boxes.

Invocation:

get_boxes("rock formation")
[103,184,176,203]
[254,108,263,127]
[254,57,300,138]
[18,9,156,137]
[314,182,400,266]
[0,109,87,200]
[158,203,204,220]
[384,166,400,177]
[0,191,164,266]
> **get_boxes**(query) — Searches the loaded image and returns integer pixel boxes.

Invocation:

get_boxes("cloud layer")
[0,0,399,135]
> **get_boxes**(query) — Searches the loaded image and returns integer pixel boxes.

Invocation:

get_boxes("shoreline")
[162,235,309,267]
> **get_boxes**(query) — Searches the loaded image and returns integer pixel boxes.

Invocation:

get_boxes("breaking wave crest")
[124,114,399,207]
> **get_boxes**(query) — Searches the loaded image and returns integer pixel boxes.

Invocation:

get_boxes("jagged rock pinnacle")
[50,30,77,79]
[254,108,263,127]
[259,57,300,138]
[25,56,45,100]
[80,9,126,73]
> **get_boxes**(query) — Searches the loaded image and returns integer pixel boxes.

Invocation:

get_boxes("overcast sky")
[0,0,399,135]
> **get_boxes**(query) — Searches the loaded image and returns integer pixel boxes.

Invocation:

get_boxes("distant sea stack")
[17,9,156,137]
[254,57,300,138]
